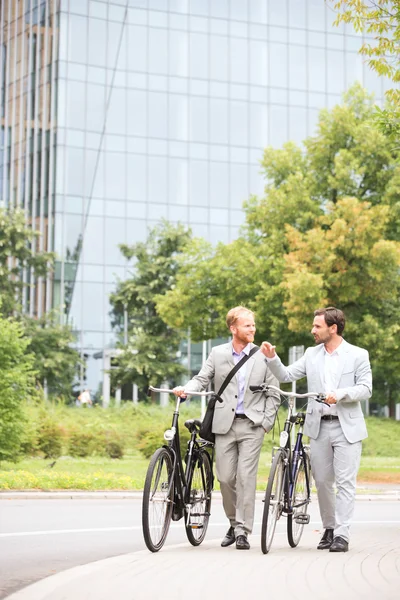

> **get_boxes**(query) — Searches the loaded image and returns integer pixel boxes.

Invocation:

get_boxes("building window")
[25,0,47,26]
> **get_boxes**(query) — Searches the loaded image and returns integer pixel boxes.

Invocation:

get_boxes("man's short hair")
[226,306,255,329]
[314,306,345,336]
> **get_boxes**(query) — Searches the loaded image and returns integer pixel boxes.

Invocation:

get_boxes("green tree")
[109,221,193,398]
[0,314,36,462]
[159,87,392,338]
[22,311,82,399]
[282,196,400,416]
[156,236,265,341]
[0,208,81,398]
[0,207,53,316]
[330,0,400,141]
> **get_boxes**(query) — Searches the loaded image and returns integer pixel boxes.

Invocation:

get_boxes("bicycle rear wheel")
[261,449,285,554]
[287,453,310,548]
[142,447,174,552]
[185,450,213,546]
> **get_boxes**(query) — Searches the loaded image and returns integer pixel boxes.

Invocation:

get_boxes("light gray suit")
[185,342,280,536]
[266,338,372,541]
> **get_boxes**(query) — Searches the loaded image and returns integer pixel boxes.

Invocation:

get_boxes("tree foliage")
[22,311,82,399]
[330,0,400,141]
[0,314,36,462]
[109,221,193,396]
[0,208,81,398]
[156,86,400,413]
[0,207,53,316]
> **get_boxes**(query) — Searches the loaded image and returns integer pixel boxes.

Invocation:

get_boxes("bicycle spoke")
[287,455,310,547]
[185,450,212,546]
[261,450,285,554]
[142,448,174,552]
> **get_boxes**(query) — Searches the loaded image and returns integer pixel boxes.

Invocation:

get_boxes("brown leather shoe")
[329,536,349,552]
[317,528,334,550]
[236,534,250,550]
[221,526,235,547]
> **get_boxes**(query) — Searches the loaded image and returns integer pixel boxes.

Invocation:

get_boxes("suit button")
[235,395,238,399]
[232,408,234,412]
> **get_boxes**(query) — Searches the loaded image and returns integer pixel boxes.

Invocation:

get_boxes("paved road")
[1,492,399,600]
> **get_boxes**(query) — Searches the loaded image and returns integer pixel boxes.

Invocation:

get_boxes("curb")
[0,489,399,500]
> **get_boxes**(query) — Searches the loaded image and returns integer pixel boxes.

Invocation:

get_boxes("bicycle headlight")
[279,431,289,448]
[164,428,175,441]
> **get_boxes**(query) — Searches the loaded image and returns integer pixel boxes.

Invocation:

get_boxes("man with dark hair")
[174,306,280,550]
[261,306,372,552]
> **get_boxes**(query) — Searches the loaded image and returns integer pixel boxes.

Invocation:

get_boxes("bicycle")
[142,386,215,552]
[249,383,328,554]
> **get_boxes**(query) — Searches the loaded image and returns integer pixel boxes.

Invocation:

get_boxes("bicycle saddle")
[184,419,202,432]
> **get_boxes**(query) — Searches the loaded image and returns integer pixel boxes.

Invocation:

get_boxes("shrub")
[37,419,64,458]
[105,440,124,459]
[68,431,96,457]
[19,422,39,456]
[135,421,190,459]
[0,316,36,462]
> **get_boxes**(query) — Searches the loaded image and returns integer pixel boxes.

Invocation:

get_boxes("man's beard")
[314,333,331,345]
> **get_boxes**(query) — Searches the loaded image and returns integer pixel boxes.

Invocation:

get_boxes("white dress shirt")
[321,341,344,416]
[232,343,251,414]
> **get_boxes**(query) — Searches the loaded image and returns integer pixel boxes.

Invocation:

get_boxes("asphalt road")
[1,494,399,599]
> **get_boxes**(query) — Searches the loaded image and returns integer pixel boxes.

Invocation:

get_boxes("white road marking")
[1,520,399,538]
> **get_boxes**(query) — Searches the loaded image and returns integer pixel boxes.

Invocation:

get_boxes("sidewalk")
[5,522,400,600]
[3,486,399,600]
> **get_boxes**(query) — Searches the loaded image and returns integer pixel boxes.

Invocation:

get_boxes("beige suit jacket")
[185,342,281,434]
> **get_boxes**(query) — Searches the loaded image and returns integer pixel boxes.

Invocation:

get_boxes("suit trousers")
[310,420,361,542]
[215,417,265,537]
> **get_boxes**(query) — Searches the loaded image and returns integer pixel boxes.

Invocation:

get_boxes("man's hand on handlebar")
[260,341,277,359]
[325,392,337,405]
[172,386,187,398]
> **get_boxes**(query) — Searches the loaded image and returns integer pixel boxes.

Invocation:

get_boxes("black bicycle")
[142,386,215,552]
[250,383,327,554]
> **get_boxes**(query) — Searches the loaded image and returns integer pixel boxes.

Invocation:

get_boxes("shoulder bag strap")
[216,345,259,398]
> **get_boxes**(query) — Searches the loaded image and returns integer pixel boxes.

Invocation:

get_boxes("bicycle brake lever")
[316,395,330,406]
[249,385,263,392]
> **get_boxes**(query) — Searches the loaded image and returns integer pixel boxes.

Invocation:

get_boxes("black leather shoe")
[236,534,250,550]
[329,536,349,552]
[317,528,334,550]
[221,526,235,547]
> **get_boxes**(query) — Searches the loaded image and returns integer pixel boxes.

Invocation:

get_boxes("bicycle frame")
[256,383,326,553]
[143,385,215,552]
[163,394,213,523]
[279,399,311,516]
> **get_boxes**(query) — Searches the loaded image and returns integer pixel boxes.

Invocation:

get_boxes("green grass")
[0,403,399,491]
[1,449,399,492]
[0,451,149,490]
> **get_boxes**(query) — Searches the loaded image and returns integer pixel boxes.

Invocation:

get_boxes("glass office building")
[1,0,389,394]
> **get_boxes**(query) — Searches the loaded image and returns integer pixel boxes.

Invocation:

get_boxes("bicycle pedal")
[294,514,310,524]
[189,523,204,529]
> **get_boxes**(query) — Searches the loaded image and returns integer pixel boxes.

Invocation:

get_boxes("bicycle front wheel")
[185,450,213,546]
[287,453,310,548]
[142,447,174,552]
[261,449,285,554]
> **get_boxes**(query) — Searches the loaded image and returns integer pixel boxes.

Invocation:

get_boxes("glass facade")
[0,0,390,394]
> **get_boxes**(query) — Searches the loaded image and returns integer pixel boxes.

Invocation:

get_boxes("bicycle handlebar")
[250,383,328,405]
[148,386,215,397]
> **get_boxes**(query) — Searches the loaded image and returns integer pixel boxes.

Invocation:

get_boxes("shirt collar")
[324,339,344,357]
[231,342,252,357]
